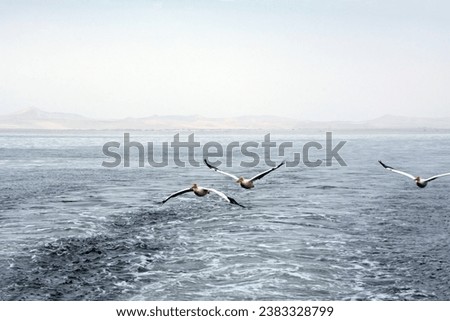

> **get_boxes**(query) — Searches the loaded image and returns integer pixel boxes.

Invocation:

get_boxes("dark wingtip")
[204,158,212,169]
[378,160,390,169]
[204,158,218,170]
[228,197,245,208]
[271,161,285,170]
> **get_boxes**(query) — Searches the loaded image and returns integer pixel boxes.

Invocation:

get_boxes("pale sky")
[0,0,449,121]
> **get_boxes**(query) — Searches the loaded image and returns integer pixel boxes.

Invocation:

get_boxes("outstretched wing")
[207,188,245,208]
[162,187,193,204]
[249,161,285,182]
[424,172,450,183]
[378,160,416,180]
[204,159,239,180]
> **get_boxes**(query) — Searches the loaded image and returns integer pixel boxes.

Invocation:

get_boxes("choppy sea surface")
[0,130,449,301]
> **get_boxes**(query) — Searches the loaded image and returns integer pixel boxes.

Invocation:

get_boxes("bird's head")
[414,177,421,182]
[191,183,198,189]
[236,177,244,184]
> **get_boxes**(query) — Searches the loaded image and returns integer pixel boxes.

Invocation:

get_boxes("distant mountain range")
[1,107,449,130]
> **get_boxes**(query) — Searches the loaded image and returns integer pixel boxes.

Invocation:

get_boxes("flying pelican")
[378,160,450,188]
[204,159,285,189]
[162,183,245,207]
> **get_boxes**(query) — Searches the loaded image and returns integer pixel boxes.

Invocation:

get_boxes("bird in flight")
[162,183,244,207]
[204,159,285,189]
[378,160,450,188]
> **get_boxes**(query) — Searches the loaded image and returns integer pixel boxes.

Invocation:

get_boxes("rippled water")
[1,130,449,300]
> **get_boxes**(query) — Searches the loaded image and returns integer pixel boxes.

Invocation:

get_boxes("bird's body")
[162,183,244,207]
[415,178,428,188]
[236,177,254,189]
[192,185,209,196]
[204,159,284,189]
[378,160,450,188]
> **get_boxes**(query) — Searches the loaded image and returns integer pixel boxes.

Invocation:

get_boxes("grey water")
[1,130,449,300]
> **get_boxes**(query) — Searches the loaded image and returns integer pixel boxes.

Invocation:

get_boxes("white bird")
[204,159,285,189]
[378,160,450,188]
[162,183,244,207]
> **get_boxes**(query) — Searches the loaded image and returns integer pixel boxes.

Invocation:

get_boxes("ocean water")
[0,130,449,300]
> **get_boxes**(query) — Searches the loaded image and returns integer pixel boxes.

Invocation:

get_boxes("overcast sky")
[0,0,449,121]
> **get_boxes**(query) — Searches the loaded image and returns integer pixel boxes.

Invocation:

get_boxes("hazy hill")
[0,108,449,130]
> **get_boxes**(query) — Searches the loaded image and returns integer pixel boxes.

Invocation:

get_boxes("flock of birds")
[161,159,450,207]
[161,159,285,207]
